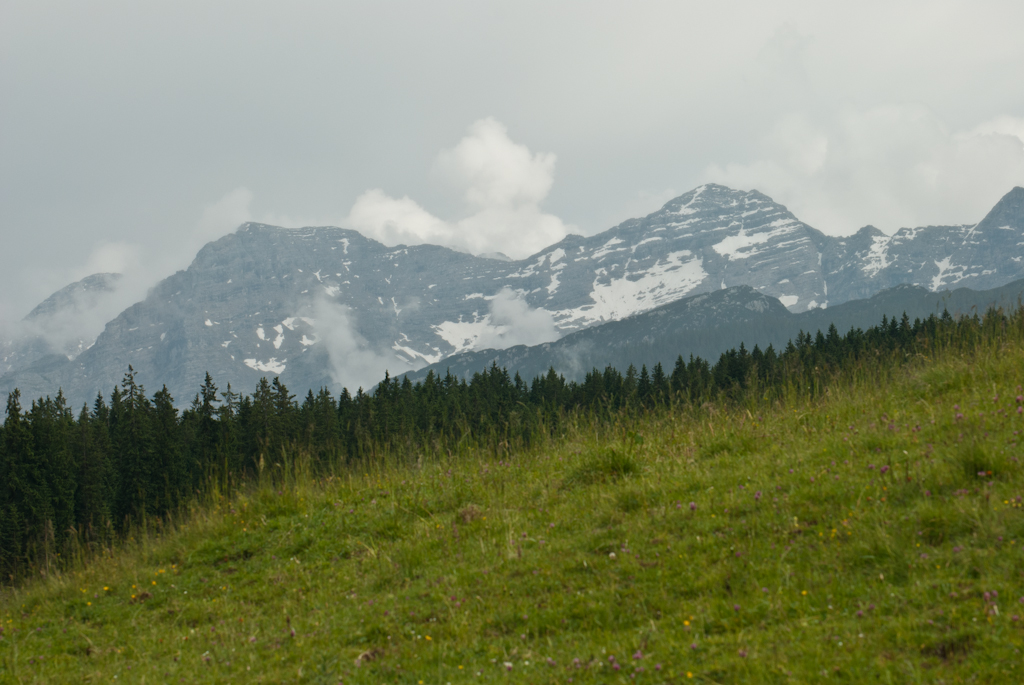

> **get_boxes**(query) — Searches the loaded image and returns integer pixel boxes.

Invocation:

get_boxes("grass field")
[2,340,1024,683]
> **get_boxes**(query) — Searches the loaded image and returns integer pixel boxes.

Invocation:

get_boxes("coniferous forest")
[0,307,1015,581]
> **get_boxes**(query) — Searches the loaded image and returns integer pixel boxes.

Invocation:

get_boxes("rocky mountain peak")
[657,184,782,226]
[976,186,1024,229]
[26,272,122,320]
[1,272,126,380]
[852,225,886,238]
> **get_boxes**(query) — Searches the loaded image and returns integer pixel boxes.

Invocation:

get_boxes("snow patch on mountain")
[711,221,798,260]
[861,235,891,277]
[244,357,286,374]
[432,315,492,354]
[591,237,626,261]
[556,251,707,328]
[631,237,663,252]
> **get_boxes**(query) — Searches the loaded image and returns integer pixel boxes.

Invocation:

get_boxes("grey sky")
[2,0,1023,328]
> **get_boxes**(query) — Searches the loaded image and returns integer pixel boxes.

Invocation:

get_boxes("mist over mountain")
[0,273,123,378]
[405,278,1024,385]
[2,184,1023,408]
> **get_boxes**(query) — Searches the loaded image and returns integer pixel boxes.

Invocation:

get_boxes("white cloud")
[435,117,556,210]
[966,116,1024,147]
[347,190,453,249]
[193,187,253,247]
[346,118,574,259]
[474,287,559,350]
[706,107,1024,234]
[312,298,401,392]
[81,242,143,276]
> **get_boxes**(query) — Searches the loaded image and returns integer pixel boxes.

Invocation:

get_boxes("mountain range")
[403,278,1024,385]
[2,184,1023,407]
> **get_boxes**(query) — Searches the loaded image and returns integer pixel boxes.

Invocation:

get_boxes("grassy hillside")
[2,339,1024,683]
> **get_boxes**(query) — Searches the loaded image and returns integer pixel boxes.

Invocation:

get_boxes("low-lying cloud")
[312,298,402,392]
[347,118,574,259]
[0,188,258,368]
[0,274,134,377]
[706,107,1024,235]
[474,288,559,350]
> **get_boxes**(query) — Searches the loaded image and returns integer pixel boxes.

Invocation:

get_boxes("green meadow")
[2,334,1024,683]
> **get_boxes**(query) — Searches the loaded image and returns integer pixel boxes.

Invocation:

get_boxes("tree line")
[0,307,1018,580]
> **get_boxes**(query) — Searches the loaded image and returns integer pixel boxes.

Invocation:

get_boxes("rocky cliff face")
[3,185,1023,407]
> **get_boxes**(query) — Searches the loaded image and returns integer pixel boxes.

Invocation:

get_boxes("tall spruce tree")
[73,403,111,535]
[109,367,157,526]
[152,386,185,513]
[3,390,52,564]
[30,391,77,550]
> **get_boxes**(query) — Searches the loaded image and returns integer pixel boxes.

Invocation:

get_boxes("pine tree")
[671,355,689,400]
[0,408,24,576]
[651,362,669,404]
[250,376,275,458]
[31,392,77,551]
[109,367,156,526]
[4,390,53,562]
[152,386,185,513]
[74,403,112,536]
[187,372,220,488]
[638,364,652,405]
[217,383,242,476]
[623,364,638,399]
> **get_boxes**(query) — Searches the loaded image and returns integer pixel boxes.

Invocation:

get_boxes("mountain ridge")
[401,278,1024,386]
[3,184,1024,407]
